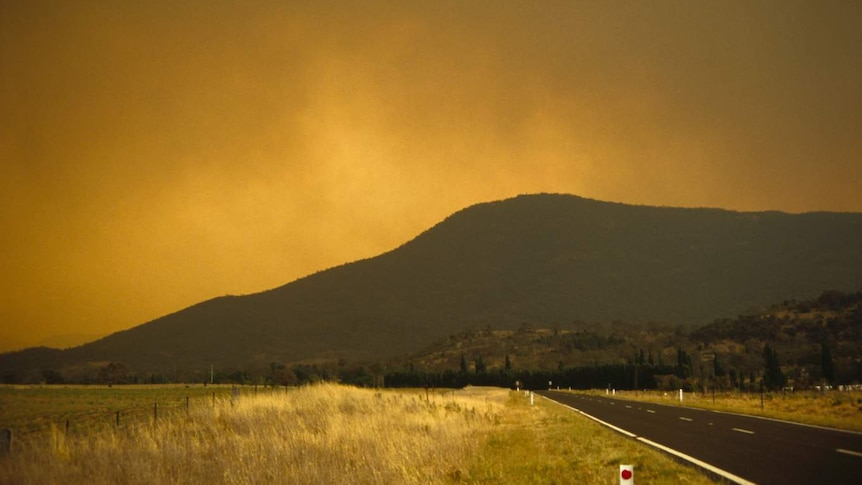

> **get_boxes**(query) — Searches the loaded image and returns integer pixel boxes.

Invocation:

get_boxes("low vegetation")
[0,384,714,484]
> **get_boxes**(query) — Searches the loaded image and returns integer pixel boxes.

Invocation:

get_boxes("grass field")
[0,384,714,484]
[0,384,235,439]
[578,388,862,432]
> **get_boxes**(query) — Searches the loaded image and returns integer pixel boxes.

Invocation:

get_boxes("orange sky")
[1,1,861,352]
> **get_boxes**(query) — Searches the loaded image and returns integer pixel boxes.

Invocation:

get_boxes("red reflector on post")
[620,464,634,484]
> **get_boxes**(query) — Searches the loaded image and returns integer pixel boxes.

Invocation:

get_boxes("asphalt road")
[538,391,862,485]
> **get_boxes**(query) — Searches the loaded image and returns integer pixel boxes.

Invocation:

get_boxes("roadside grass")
[0,384,505,484]
[1,385,717,484]
[580,389,862,432]
[461,392,714,484]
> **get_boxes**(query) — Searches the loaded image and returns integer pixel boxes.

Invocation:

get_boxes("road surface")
[538,391,862,484]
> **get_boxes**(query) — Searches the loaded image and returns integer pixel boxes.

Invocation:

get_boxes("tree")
[676,348,692,379]
[98,362,129,385]
[475,355,486,374]
[268,362,298,386]
[821,343,835,384]
[504,354,512,371]
[460,353,468,374]
[762,344,786,390]
[713,354,725,377]
[41,369,64,384]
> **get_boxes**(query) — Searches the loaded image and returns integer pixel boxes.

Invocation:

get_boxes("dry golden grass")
[0,384,505,485]
[583,388,862,432]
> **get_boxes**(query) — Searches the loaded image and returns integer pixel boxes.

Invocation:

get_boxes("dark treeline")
[381,363,678,391]
[13,360,684,391]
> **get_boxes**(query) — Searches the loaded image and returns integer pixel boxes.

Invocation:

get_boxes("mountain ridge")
[2,193,861,381]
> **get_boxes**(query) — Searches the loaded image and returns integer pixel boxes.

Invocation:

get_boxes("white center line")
[679,417,693,422]
[732,427,755,435]
[836,448,862,458]
[625,405,632,409]
[646,409,656,414]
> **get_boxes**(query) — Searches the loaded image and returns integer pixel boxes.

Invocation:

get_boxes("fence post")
[0,429,11,455]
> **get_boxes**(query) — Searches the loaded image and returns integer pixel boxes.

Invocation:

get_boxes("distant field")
[576,388,862,432]
[0,384,235,440]
[0,384,714,484]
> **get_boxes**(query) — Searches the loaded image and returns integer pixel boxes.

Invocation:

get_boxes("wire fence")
[0,384,295,453]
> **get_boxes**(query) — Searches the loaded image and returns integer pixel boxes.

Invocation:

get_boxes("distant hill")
[2,193,861,382]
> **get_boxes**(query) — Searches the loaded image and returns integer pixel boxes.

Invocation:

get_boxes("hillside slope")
[3,194,861,379]
[398,290,862,386]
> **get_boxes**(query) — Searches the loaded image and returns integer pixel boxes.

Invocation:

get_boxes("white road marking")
[646,409,656,413]
[625,405,632,409]
[637,437,756,485]
[542,398,637,438]
[836,448,862,458]
[732,428,755,435]
[679,417,693,422]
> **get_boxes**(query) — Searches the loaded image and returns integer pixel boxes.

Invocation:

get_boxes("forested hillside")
[381,291,862,391]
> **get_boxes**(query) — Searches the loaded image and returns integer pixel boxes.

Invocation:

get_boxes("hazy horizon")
[2,1,861,352]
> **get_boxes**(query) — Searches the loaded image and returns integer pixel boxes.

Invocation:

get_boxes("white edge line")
[637,436,757,485]
[542,397,636,438]
[541,395,757,485]
[836,448,862,458]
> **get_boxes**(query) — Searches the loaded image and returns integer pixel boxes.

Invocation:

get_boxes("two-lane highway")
[539,391,862,484]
